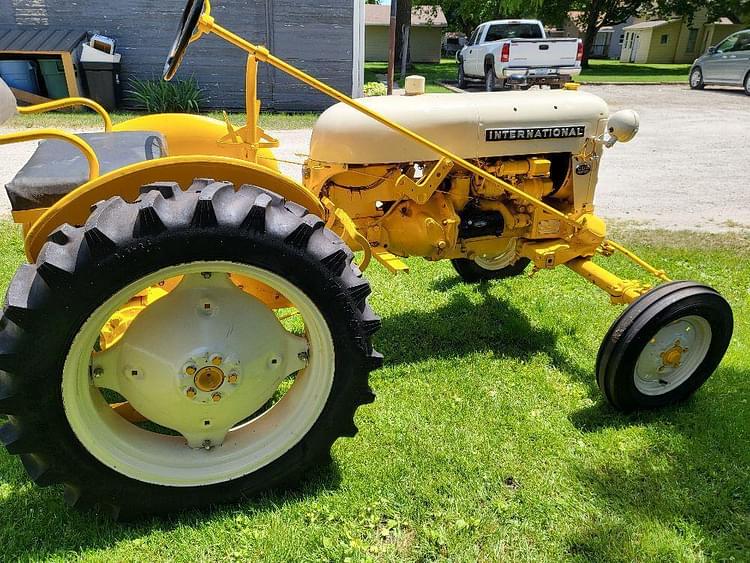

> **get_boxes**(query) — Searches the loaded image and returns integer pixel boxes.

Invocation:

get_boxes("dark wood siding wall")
[0,0,354,110]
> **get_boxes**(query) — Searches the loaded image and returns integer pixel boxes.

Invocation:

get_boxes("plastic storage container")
[82,61,121,111]
[38,59,69,98]
[0,60,40,94]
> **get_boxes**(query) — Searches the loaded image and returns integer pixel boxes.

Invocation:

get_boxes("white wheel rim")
[634,315,712,396]
[62,261,335,487]
[690,69,701,87]
[474,239,517,270]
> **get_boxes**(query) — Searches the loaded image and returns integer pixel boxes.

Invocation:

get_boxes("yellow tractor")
[0,0,733,518]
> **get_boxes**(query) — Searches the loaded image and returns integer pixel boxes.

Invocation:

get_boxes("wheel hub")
[194,365,224,392]
[634,315,712,395]
[90,272,309,448]
[660,340,687,369]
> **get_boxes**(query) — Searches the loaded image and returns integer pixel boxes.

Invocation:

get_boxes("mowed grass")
[365,59,457,93]
[0,222,747,561]
[577,60,691,83]
[5,111,320,131]
[363,59,689,90]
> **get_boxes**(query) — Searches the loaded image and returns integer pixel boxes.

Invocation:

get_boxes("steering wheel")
[163,0,206,81]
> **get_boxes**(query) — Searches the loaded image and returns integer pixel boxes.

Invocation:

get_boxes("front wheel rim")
[690,69,701,87]
[633,315,712,396]
[62,261,335,487]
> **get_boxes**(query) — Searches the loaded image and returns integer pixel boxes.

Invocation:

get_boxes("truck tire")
[0,180,382,519]
[457,61,467,89]
[484,67,496,92]
[451,256,530,283]
[596,281,732,412]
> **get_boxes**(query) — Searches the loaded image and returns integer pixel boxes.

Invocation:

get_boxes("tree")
[416,0,568,36]
[570,0,749,66]
[570,0,646,67]
[653,0,750,23]
[395,0,413,74]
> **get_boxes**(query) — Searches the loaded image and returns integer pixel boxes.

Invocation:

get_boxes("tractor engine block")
[306,151,582,263]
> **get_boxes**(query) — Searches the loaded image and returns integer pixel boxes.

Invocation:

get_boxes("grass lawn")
[576,60,690,83]
[363,59,689,89]
[0,224,747,561]
[365,59,458,93]
[6,111,320,131]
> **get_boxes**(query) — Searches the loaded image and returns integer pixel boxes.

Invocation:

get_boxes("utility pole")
[387,0,397,94]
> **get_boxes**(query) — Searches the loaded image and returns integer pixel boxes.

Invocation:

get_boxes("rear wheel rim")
[633,315,712,396]
[62,261,335,487]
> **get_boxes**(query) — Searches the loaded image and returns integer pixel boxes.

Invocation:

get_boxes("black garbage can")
[82,61,121,111]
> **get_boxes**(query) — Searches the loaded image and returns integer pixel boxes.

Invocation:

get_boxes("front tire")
[451,256,530,283]
[0,180,382,518]
[457,61,467,89]
[744,72,750,96]
[689,67,704,90]
[596,281,732,412]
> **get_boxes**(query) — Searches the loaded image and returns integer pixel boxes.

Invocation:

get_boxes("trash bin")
[82,61,121,111]
[38,59,69,98]
[0,60,40,94]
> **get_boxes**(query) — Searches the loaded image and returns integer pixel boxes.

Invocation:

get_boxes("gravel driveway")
[1,84,748,231]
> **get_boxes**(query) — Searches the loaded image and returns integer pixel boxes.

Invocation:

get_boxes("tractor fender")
[113,113,279,166]
[23,155,325,261]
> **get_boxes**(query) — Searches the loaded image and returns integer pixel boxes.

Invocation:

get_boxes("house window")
[660,34,669,45]
[619,33,625,45]
[686,28,698,52]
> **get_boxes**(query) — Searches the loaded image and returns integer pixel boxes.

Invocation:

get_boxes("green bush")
[126,76,205,113]
[363,81,387,97]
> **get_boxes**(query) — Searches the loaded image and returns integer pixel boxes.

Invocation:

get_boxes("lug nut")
[185,365,197,376]
[186,387,197,399]
[227,372,239,384]
[212,392,222,402]
[211,355,223,366]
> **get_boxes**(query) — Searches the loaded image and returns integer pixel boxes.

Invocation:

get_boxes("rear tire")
[689,67,705,90]
[0,180,382,519]
[596,281,732,412]
[451,256,530,283]
[484,67,497,92]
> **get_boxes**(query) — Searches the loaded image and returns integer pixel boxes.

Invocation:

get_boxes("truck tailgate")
[506,38,579,68]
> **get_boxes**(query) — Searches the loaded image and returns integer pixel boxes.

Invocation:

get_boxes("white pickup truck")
[457,19,582,91]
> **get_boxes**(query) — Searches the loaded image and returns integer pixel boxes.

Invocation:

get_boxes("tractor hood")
[309,89,609,165]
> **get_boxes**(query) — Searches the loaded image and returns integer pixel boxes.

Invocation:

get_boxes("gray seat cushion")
[6,131,168,211]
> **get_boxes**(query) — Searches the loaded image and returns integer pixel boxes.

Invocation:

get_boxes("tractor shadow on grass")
[563,364,749,558]
[377,281,598,399]
[0,451,343,557]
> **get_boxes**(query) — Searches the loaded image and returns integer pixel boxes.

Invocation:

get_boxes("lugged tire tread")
[0,178,382,519]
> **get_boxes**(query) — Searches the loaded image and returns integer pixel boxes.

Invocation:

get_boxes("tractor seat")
[6,131,168,211]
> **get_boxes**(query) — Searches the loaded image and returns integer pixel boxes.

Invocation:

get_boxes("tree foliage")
[417,0,568,35]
